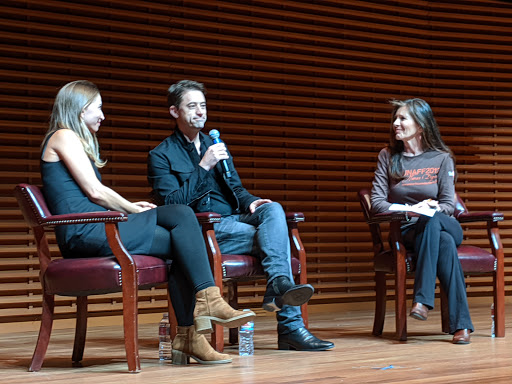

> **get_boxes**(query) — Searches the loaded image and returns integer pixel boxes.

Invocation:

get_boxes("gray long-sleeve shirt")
[370,147,456,215]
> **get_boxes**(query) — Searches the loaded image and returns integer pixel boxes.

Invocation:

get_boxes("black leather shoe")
[262,277,314,312]
[278,327,334,351]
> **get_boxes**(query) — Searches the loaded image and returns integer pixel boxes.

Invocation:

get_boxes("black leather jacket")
[148,129,259,214]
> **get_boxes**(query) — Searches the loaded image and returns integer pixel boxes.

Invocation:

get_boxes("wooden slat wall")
[0,0,175,322]
[1,0,511,323]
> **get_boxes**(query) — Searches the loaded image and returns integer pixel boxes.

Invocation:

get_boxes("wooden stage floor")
[1,298,511,384]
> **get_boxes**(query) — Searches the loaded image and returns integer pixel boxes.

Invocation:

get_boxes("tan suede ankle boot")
[194,286,256,334]
[171,326,232,365]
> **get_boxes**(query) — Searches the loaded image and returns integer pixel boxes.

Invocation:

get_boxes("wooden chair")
[14,184,171,373]
[168,211,309,352]
[358,188,505,341]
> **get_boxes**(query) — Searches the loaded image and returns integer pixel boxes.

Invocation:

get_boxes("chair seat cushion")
[221,254,300,280]
[457,245,496,273]
[374,245,496,274]
[44,255,170,296]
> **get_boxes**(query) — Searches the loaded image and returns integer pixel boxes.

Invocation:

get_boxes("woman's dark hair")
[388,98,455,181]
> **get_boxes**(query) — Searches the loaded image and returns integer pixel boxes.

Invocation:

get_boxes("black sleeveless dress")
[40,134,156,259]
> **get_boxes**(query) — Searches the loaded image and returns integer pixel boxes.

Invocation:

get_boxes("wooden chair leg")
[395,266,407,341]
[373,271,387,336]
[210,283,226,352]
[494,271,505,337]
[72,296,88,365]
[29,293,55,372]
[107,223,141,373]
[227,282,239,345]
[440,287,450,334]
[167,291,178,340]
[121,276,140,373]
[211,324,224,352]
[390,221,407,341]
[301,302,309,329]
[489,224,505,337]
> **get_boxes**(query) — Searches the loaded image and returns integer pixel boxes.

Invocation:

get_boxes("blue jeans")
[214,202,304,334]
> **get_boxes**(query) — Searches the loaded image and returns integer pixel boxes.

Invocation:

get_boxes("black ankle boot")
[278,327,334,351]
[262,276,314,312]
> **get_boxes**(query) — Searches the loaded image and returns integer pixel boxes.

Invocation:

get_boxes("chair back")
[357,188,385,255]
[14,184,51,229]
[453,192,468,218]
[14,183,55,274]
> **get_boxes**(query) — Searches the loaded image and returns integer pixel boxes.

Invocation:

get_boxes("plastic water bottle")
[158,313,172,361]
[491,303,495,338]
[239,309,254,356]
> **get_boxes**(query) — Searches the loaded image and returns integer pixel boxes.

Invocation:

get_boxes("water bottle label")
[241,322,254,331]
[159,341,173,361]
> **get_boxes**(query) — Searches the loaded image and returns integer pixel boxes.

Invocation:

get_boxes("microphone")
[208,129,232,178]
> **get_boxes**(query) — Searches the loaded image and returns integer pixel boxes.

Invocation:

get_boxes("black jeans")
[402,212,474,334]
[149,204,215,326]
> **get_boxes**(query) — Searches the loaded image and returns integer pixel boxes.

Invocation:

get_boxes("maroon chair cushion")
[221,254,300,280]
[44,255,170,296]
[374,245,496,274]
[457,245,496,273]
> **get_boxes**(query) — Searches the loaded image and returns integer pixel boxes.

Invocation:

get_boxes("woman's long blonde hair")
[43,80,106,168]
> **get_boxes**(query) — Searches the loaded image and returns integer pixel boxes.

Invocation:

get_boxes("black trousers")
[403,212,474,334]
[149,204,215,326]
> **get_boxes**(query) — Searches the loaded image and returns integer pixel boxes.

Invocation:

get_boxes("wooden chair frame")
[15,184,170,373]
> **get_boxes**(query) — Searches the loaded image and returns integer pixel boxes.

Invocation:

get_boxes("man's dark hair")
[167,80,206,109]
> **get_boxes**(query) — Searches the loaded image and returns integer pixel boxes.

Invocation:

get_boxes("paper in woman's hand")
[388,203,436,217]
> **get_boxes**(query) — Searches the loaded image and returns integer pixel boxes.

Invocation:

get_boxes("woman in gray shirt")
[371,98,473,344]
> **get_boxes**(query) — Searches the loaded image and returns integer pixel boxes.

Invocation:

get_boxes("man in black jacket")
[148,80,334,351]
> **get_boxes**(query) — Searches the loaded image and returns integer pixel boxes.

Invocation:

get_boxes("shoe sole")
[195,312,256,334]
[171,349,233,364]
[262,284,315,312]
[281,285,314,306]
[409,311,427,321]
[277,342,334,351]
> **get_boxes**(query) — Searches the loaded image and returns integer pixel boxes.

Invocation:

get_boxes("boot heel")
[171,349,190,365]
[194,316,213,334]
[277,341,293,350]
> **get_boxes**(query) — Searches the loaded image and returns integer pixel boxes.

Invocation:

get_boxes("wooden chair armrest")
[286,212,305,223]
[195,211,304,224]
[456,211,504,224]
[195,212,222,226]
[40,211,128,228]
[367,211,416,225]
